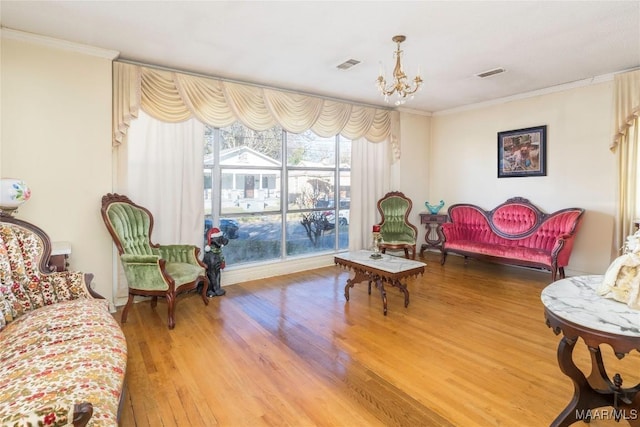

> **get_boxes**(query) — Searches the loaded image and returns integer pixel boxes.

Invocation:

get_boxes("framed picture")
[498,125,547,178]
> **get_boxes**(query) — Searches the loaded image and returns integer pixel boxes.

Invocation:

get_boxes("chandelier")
[377,35,423,105]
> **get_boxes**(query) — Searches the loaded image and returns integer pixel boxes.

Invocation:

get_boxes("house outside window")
[204,122,350,266]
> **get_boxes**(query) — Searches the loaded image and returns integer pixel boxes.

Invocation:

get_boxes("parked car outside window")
[324,199,350,225]
[205,218,240,240]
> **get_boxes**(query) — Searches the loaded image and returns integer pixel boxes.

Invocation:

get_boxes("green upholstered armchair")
[101,193,208,329]
[376,191,418,260]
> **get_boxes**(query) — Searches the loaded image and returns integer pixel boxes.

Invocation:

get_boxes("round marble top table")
[541,275,640,427]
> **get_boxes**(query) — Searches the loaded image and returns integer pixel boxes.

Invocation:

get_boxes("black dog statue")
[203,227,228,297]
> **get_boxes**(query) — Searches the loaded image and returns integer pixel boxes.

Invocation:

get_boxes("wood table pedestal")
[541,275,640,426]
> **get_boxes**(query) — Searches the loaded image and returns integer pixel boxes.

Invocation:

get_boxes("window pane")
[321,206,349,250]
[204,169,213,217]
[221,170,281,214]
[204,127,215,166]
[287,171,335,210]
[287,131,336,167]
[337,209,349,250]
[205,123,350,267]
[286,212,336,256]
[206,214,283,265]
[339,137,351,166]
[220,122,282,166]
[338,171,350,206]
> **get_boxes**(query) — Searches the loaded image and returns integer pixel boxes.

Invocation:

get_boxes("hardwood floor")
[115,252,639,426]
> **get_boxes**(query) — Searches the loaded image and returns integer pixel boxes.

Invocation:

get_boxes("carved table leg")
[344,278,354,302]
[552,338,640,427]
[344,269,370,302]
[586,346,613,390]
[391,279,410,308]
[553,336,597,427]
[338,263,421,315]
[376,278,388,315]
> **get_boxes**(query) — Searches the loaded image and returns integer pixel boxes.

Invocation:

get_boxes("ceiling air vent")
[336,59,361,70]
[475,67,506,78]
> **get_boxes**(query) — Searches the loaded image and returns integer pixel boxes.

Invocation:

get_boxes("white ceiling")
[1,1,639,113]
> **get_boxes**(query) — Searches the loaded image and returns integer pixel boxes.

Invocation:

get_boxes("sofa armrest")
[0,401,92,427]
[441,223,452,241]
[38,270,95,302]
[120,254,161,264]
[157,244,201,265]
[82,273,104,300]
[120,254,172,291]
[542,209,583,266]
[441,223,465,242]
[72,402,93,427]
[550,233,579,267]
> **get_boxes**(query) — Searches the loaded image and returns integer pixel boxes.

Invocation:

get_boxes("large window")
[204,122,350,266]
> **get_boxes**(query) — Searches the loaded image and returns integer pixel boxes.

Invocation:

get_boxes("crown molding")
[395,106,432,117]
[1,27,119,60]
[432,70,636,116]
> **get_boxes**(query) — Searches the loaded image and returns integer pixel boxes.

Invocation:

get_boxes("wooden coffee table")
[334,250,426,315]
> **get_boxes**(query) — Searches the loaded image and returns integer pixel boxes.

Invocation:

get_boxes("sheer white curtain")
[126,111,205,245]
[349,137,392,251]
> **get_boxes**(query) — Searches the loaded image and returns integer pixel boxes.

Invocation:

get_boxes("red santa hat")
[205,227,224,253]
[207,227,223,242]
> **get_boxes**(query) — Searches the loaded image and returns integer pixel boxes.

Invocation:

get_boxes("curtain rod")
[115,58,393,112]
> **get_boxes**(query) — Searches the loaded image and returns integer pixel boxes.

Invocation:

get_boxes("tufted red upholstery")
[492,204,538,235]
[441,198,584,281]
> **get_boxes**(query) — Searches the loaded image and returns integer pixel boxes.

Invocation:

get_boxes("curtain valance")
[113,61,396,150]
[611,69,640,150]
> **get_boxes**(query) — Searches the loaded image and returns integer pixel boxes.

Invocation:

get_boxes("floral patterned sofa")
[441,197,584,281]
[0,215,127,427]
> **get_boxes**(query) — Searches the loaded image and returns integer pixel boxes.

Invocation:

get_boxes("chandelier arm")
[377,77,397,96]
[378,79,421,97]
[402,84,421,96]
[376,35,423,103]
[380,86,398,97]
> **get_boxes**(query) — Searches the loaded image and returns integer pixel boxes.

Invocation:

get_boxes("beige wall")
[397,111,431,246]
[1,32,618,300]
[428,83,617,275]
[1,35,116,302]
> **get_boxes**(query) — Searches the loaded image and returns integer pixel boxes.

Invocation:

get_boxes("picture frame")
[497,125,547,178]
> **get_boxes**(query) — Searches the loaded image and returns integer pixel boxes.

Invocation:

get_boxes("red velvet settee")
[440,197,584,281]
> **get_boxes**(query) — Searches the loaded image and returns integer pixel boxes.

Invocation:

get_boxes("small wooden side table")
[541,275,640,427]
[419,213,447,257]
[50,241,71,272]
